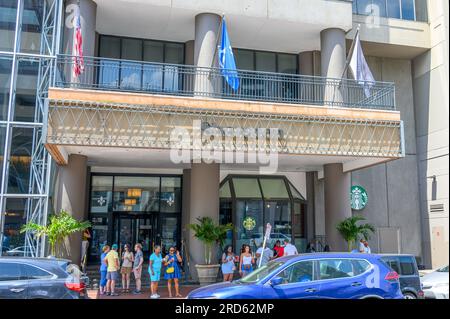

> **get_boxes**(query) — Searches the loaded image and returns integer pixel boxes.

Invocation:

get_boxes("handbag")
[166,266,175,274]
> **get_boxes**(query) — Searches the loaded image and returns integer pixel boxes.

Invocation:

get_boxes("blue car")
[188,253,404,299]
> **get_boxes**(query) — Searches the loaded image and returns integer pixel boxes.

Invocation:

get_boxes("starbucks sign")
[351,185,368,210]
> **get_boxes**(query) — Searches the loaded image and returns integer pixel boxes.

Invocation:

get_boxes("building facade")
[0,0,447,277]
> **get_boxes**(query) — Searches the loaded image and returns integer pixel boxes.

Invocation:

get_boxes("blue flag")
[218,18,239,91]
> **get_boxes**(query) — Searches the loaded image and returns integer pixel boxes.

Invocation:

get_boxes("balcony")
[54,55,396,110]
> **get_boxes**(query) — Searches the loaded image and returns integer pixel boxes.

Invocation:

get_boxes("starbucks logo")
[243,217,256,231]
[351,186,368,210]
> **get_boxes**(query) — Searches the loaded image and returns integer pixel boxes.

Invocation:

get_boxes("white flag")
[348,30,375,98]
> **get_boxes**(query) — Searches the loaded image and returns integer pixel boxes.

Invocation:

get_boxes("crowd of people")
[99,243,183,299]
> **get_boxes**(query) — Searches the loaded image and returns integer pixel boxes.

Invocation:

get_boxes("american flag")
[73,8,84,77]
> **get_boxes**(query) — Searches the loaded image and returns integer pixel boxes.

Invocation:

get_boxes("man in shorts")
[105,244,120,296]
[133,243,144,294]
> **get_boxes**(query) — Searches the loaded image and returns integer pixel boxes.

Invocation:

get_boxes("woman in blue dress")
[221,245,236,282]
[163,246,183,298]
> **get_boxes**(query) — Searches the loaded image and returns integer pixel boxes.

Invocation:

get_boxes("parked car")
[188,253,404,299]
[421,265,449,299]
[5,246,27,256]
[380,254,424,299]
[0,257,89,299]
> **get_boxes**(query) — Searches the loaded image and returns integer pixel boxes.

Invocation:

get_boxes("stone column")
[63,0,97,85]
[324,163,352,251]
[56,154,88,264]
[305,172,316,242]
[298,51,321,103]
[187,163,220,281]
[320,28,346,105]
[194,13,221,96]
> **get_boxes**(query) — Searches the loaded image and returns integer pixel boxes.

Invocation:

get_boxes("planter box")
[195,264,220,285]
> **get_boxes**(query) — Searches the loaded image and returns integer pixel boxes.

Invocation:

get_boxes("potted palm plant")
[188,217,233,285]
[336,215,375,252]
[21,209,91,258]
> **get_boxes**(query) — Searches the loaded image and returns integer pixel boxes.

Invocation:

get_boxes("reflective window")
[14,58,39,122]
[277,261,314,284]
[414,0,428,22]
[353,259,372,275]
[21,264,53,279]
[233,178,262,198]
[383,257,401,273]
[401,0,415,20]
[399,256,416,275]
[160,216,179,253]
[0,125,6,187]
[113,176,160,212]
[160,177,181,213]
[236,200,264,251]
[89,215,108,259]
[0,263,23,281]
[319,259,355,279]
[2,198,27,253]
[20,0,44,54]
[353,0,425,21]
[90,176,113,214]
[387,0,401,18]
[260,178,289,199]
[265,201,291,237]
[0,56,12,121]
[0,0,17,52]
[7,127,33,194]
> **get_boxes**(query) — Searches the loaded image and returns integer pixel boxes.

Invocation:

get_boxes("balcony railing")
[54,55,396,110]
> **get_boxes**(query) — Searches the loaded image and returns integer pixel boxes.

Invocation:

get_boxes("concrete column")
[63,0,97,84]
[320,28,346,104]
[194,13,221,95]
[324,163,352,251]
[187,163,220,281]
[184,40,195,93]
[305,172,316,242]
[55,154,88,264]
[298,51,321,103]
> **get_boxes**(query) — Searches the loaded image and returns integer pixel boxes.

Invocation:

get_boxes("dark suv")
[380,254,424,299]
[0,257,89,299]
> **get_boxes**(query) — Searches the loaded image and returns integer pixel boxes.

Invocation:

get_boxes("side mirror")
[270,276,283,287]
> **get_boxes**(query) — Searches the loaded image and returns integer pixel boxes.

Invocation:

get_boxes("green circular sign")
[351,185,368,210]
[243,217,256,231]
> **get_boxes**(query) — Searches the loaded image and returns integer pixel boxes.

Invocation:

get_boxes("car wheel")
[404,292,417,299]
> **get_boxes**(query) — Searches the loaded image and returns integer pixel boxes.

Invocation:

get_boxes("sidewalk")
[87,285,200,299]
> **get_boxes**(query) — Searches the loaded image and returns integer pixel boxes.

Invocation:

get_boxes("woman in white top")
[239,244,255,278]
[120,244,134,293]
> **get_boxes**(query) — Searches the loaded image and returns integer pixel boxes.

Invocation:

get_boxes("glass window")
[265,201,291,238]
[352,259,372,275]
[236,200,264,251]
[143,41,164,62]
[0,56,12,121]
[160,177,181,213]
[277,261,314,284]
[401,0,415,20]
[288,182,305,200]
[0,263,23,281]
[292,202,305,251]
[113,176,160,212]
[89,215,108,259]
[255,51,276,72]
[414,0,428,22]
[356,0,372,15]
[319,259,354,279]
[234,49,254,71]
[259,178,289,199]
[2,198,27,253]
[277,54,297,74]
[165,43,184,64]
[382,257,401,273]
[239,260,284,283]
[160,216,179,253]
[14,58,39,122]
[0,125,6,187]
[372,0,387,17]
[120,39,142,90]
[399,256,416,275]
[7,127,33,194]
[90,176,113,214]
[21,264,53,279]
[0,0,17,52]
[387,0,401,18]
[20,0,44,54]
[233,178,262,198]
[99,36,120,89]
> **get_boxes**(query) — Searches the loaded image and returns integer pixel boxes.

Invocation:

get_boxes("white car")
[421,265,449,299]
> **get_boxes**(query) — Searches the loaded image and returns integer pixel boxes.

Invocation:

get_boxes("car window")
[21,264,54,280]
[399,257,416,276]
[352,259,371,275]
[319,259,354,280]
[382,257,401,274]
[277,261,314,284]
[437,265,448,273]
[0,263,23,281]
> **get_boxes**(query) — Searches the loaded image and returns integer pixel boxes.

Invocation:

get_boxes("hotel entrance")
[88,174,182,261]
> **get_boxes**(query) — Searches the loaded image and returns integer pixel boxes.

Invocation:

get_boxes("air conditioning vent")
[429,204,445,213]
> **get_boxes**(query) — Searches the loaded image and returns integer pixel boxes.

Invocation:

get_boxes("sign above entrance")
[351,185,368,210]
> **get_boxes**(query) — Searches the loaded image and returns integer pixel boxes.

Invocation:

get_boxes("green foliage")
[188,217,233,264]
[21,210,91,257]
[336,215,375,252]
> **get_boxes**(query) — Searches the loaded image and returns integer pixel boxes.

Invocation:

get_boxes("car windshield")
[437,265,449,272]
[237,261,285,284]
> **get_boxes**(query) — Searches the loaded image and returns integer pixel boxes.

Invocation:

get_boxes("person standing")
[221,245,236,282]
[359,239,365,253]
[120,244,134,293]
[163,246,183,298]
[256,244,273,267]
[99,245,110,295]
[149,245,163,299]
[273,240,284,258]
[132,243,144,294]
[363,240,372,254]
[80,229,91,272]
[105,244,120,296]
[239,244,254,277]
[283,239,298,256]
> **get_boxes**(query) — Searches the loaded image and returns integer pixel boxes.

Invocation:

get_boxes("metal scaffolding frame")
[0,0,63,257]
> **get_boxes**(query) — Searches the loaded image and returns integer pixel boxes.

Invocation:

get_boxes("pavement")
[87,285,200,299]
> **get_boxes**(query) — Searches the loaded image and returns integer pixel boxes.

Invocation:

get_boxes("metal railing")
[54,55,396,110]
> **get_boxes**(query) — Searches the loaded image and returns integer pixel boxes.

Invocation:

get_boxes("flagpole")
[210,14,225,69]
